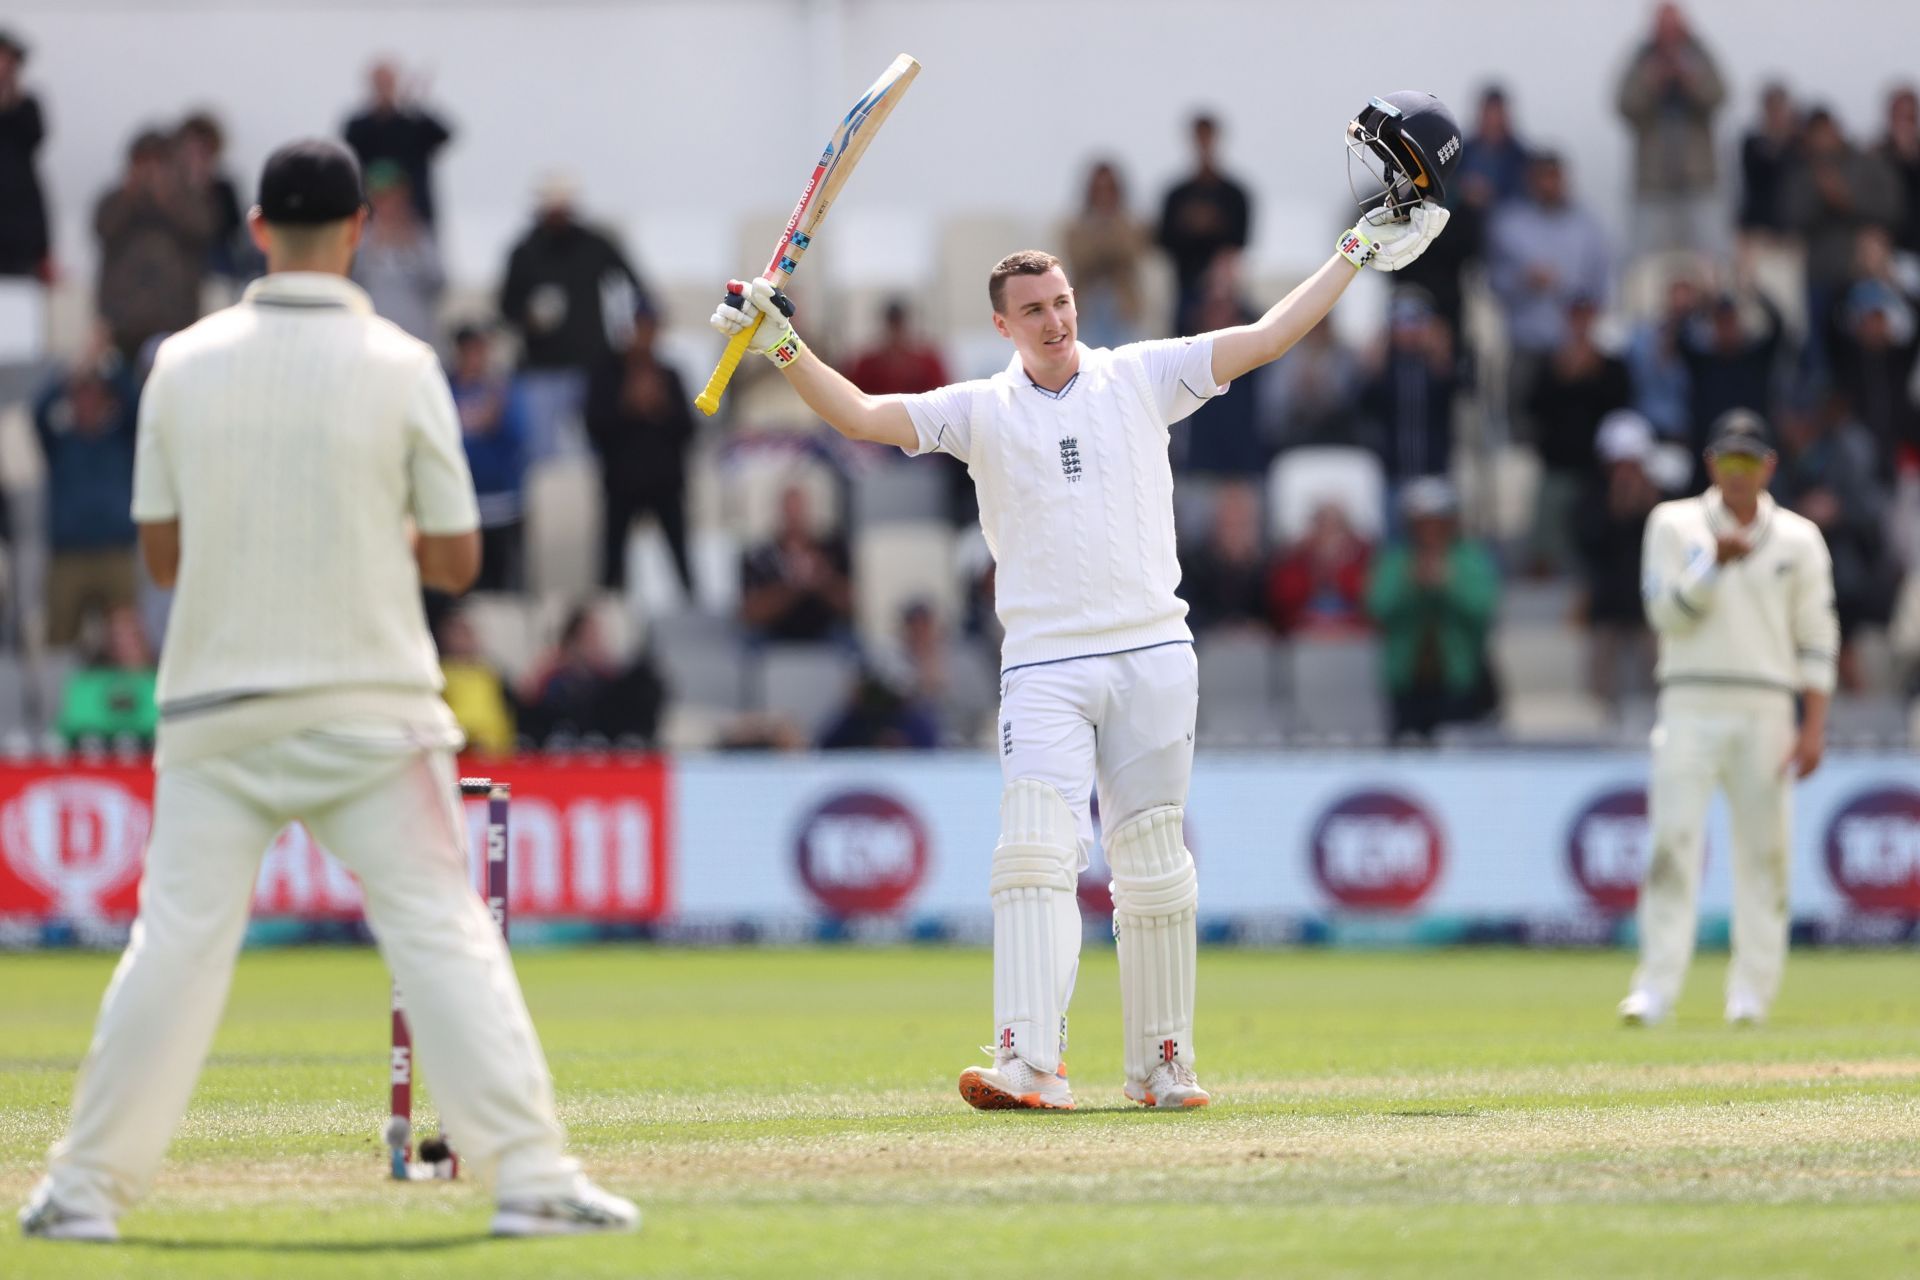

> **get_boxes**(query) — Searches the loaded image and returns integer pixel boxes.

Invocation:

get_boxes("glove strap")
[1337,225,1376,268]
[763,323,805,368]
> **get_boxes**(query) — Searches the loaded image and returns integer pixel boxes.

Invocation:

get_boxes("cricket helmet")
[1345,91,1463,219]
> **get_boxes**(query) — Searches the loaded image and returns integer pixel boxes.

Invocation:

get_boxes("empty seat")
[459,593,539,683]
[1267,447,1385,547]
[716,439,842,546]
[759,642,859,742]
[851,463,949,529]
[853,521,959,652]
[523,457,603,600]
[652,611,750,712]
[934,215,1041,340]
[1196,630,1280,743]
[1286,636,1387,739]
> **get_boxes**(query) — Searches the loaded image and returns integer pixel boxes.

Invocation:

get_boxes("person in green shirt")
[1366,478,1501,740]
[56,605,157,747]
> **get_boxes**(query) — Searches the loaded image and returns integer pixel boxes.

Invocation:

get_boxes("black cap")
[0,29,26,61]
[256,139,366,225]
[1706,408,1774,459]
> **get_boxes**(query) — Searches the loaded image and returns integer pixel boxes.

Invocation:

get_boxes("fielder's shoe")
[491,1176,640,1237]
[1617,989,1668,1027]
[1725,992,1769,1027]
[19,1187,117,1243]
[1124,1060,1211,1109]
[958,1049,1075,1111]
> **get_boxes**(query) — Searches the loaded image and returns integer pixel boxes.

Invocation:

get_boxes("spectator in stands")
[55,605,155,748]
[1458,85,1533,211]
[739,486,852,643]
[433,606,516,754]
[1063,159,1151,348]
[1786,107,1903,360]
[1678,285,1783,478]
[819,667,939,750]
[1526,296,1633,572]
[1177,263,1262,475]
[1615,2,1727,254]
[1575,412,1662,704]
[1359,288,1458,488]
[1366,478,1500,741]
[174,112,244,282]
[847,298,949,396]
[1267,501,1372,638]
[1487,152,1611,446]
[1625,271,1702,441]
[351,163,443,345]
[1738,82,1801,243]
[1255,322,1361,454]
[34,340,139,647]
[342,59,452,227]
[0,29,48,278]
[519,604,664,745]
[499,175,648,463]
[1156,112,1251,335]
[447,324,529,591]
[94,128,211,361]
[585,304,695,594]
[879,599,994,747]
[1829,277,1919,466]
[1879,85,1920,256]
[1178,481,1267,630]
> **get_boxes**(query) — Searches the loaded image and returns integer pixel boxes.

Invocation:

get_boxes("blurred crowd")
[2,4,1919,754]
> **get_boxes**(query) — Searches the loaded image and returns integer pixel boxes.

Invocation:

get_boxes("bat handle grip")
[695,317,762,416]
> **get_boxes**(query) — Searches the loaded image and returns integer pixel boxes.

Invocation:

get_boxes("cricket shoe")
[18,1186,117,1243]
[1618,989,1668,1027]
[1725,992,1769,1027]
[491,1176,640,1237]
[958,1049,1075,1111]
[1124,1060,1211,1109]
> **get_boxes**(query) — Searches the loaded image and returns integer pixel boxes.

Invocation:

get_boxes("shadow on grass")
[116,1232,492,1253]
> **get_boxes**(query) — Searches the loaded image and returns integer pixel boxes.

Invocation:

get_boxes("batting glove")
[1337,202,1451,273]
[710,278,805,366]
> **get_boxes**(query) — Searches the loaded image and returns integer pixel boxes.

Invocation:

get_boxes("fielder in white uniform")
[1621,409,1837,1027]
[713,197,1449,1110]
[20,141,635,1241]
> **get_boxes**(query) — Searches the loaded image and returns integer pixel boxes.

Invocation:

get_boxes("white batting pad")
[990,779,1082,1074]
[1108,806,1198,1082]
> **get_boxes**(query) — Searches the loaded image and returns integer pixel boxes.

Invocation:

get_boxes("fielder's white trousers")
[998,642,1200,856]
[1633,686,1797,1010]
[39,727,577,1220]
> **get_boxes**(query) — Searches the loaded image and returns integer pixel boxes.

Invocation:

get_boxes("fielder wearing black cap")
[1704,408,1774,460]
[255,138,367,225]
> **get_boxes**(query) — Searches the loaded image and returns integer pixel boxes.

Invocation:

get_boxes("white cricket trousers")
[40,728,577,1220]
[999,642,1200,853]
[1633,686,1798,1010]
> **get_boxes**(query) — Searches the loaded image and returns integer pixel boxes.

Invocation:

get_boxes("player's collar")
[1704,486,1776,545]
[1008,342,1090,400]
[244,272,374,315]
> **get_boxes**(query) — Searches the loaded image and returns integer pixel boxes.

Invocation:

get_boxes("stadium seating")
[1267,446,1385,546]
[853,520,958,651]
[1285,636,1387,742]
[759,642,859,743]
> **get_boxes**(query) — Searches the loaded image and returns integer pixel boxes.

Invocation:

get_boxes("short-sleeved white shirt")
[901,339,1224,669]
[133,272,477,749]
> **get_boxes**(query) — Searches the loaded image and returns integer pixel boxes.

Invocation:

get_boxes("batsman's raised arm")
[708,278,918,450]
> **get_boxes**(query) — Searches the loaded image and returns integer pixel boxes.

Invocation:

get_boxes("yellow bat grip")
[694,316,763,416]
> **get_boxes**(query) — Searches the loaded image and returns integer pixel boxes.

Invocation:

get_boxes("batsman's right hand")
[710,278,798,356]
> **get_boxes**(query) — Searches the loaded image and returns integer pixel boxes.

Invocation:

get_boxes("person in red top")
[1267,501,1374,637]
[847,299,949,396]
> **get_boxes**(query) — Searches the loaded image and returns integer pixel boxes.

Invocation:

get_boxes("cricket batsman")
[1620,409,1838,1027]
[20,140,635,1240]
[712,94,1459,1108]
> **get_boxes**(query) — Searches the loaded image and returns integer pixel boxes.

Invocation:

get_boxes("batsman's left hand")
[1338,202,1450,273]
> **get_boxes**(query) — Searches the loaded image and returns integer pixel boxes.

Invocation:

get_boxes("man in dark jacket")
[93,129,212,360]
[499,178,647,463]
[342,60,453,227]
[1156,113,1251,335]
[34,349,140,645]
[1575,412,1662,703]
[0,29,50,278]
[584,307,695,594]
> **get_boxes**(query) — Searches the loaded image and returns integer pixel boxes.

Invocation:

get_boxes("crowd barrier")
[0,751,1914,948]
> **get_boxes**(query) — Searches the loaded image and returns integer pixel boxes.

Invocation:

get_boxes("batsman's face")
[1708,452,1774,505]
[994,268,1078,372]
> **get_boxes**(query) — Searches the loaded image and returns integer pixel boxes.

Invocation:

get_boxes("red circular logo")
[793,791,931,917]
[1309,789,1444,911]
[1824,786,1920,915]
[1076,792,1197,915]
[1567,788,1651,914]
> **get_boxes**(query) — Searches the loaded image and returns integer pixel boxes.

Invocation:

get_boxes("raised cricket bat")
[694,52,921,415]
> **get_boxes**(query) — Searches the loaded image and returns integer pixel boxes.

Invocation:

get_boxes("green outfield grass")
[1,946,1917,1278]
